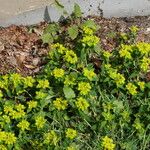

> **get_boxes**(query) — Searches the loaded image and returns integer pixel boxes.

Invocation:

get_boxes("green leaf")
[41,33,53,44]
[74,3,82,18]
[68,25,79,40]
[63,86,75,99]
[82,20,99,30]
[146,82,150,89]
[44,23,59,34]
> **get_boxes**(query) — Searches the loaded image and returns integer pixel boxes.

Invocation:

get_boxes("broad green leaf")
[63,86,75,99]
[82,20,100,30]
[74,3,82,18]
[41,33,53,44]
[44,23,59,34]
[68,25,79,40]
[146,82,150,89]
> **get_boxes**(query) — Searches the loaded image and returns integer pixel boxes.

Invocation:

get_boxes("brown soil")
[0,16,149,76]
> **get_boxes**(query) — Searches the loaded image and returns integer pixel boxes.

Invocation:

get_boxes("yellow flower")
[104,64,112,70]
[82,35,99,47]
[64,50,78,64]
[37,79,49,89]
[23,76,35,88]
[0,90,3,98]
[78,82,91,95]
[0,131,6,141]
[103,51,112,59]
[35,116,46,129]
[4,132,17,145]
[137,81,145,91]
[130,25,139,33]
[140,57,150,72]
[120,33,128,40]
[126,83,137,95]
[67,145,76,150]
[15,104,25,112]
[35,91,47,99]
[43,130,59,145]
[9,110,26,119]
[119,44,132,59]
[51,43,67,54]
[53,98,68,110]
[27,101,37,110]
[75,97,89,111]
[83,68,96,81]
[53,68,65,78]
[4,105,13,114]
[101,136,115,150]
[114,73,125,87]
[17,120,30,131]
[0,145,7,150]
[10,73,22,87]
[136,42,150,56]
[83,27,94,35]
[66,128,77,140]
[2,115,10,123]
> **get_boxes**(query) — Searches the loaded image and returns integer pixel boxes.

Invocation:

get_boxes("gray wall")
[0,0,150,27]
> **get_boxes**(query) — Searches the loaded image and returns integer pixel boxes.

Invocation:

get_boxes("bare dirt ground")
[0,16,149,75]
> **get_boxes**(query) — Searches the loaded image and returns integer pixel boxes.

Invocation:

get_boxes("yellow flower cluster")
[136,42,150,56]
[43,130,59,145]
[119,44,132,59]
[51,43,67,54]
[101,136,115,150]
[83,68,96,81]
[126,83,137,95]
[103,51,112,59]
[53,68,65,78]
[64,50,78,64]
[35,116,46,129]
[0,144,7,150]
[83,26,94,35]
[23,76,35,88]
[36,91,47,99]
[17,120,30,131]
[66,128,77,140]
[0,131,17,145]
[37,79,49,89]
[67,145,76,150]
[10,73,22,88]
[108,69,125,87]
[0,90,3,98]
[82,35,99,47]
[75,97,89,111]
[120,33,128,40]
[130,25,139,33]
[27,100,37,110]
[78,82,91,95]
[2,115,10,123]
[137,81,145,91]
[140,57,150,72]
[4,104,26,120]
[53,98,68,110]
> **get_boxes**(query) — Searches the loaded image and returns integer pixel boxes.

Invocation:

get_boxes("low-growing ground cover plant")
[0,4,150,150]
